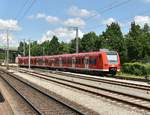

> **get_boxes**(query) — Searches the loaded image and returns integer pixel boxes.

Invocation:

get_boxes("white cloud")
[46,16,59,23]
[134,16,150,26]
[68,6,97,17]
[28,13,60,24]
[102,18,116,25]
[0,19,20,31]
[0,32,19,48]
[36,13,46,19]
[39,27,84,43]
[0,32,13,41]
[64,18,85,27]
[102,17,125,27]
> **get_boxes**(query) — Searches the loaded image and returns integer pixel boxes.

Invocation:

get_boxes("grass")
[116,72,149,79]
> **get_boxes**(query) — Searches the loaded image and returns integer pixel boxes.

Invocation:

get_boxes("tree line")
[18,22,150,63]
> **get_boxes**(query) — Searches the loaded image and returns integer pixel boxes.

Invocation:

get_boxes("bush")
[122,62,150,76]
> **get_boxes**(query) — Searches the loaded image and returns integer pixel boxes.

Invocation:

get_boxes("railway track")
[22,67,150,91]
[14,68,150,112]
[0,69,86,115]
[55,71,150,90]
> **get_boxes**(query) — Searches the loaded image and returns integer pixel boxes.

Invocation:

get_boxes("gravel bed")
[13,71,150,115]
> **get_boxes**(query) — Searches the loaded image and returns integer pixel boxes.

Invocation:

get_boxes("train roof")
[18,50,118,59]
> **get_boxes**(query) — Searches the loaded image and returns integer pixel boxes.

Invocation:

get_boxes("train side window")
[89,58,96,65]
[79,59,81,64]
[64,59,66,64]
[45,59,48,64]
[72,58,75,64]
[62,59,64,64]
[75,59,77,64]
[81,58,84,64]
[55,59,59,64]
[76,58,80,64]
[84,58,89,64]
[68,58,72,64]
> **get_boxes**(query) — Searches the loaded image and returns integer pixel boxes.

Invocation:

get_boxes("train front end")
[102,51,120,76]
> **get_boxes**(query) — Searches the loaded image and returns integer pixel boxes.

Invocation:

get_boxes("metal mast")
[75,27,79,54]
[6,29,9,70]
[24,39,26,56]
[28,39,31,70]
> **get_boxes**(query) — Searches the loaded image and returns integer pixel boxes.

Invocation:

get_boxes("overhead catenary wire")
[85,0,133,22]
[85,9,150,31]
[14,0,30,20]
[17,0,36,22]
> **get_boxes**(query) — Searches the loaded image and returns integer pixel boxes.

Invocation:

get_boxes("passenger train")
[17,50,120,76]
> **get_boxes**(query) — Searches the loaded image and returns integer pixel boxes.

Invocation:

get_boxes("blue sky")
[0,0,150,47]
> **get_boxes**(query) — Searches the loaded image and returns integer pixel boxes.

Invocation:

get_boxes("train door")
[84,56,89,69]
[42,57,45,66]
[52,59,54,67]
[59,57,62,67]
[72,57,75,68]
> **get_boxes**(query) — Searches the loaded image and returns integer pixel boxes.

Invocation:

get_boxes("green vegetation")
[18,22,150,76]
[122,62,150,76]
[116,72,146,79]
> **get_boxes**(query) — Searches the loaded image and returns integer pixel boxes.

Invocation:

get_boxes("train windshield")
[106,52,118,64]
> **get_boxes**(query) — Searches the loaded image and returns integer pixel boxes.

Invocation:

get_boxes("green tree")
[49,36,60,55]
[95,35,103,51]
[141,24,150,62]
[41,40,50,55]
[18,41,23,55]
[126,22,144,61]
[69,38,82,53]
[59,42,70,54]
[101,22,127,62]
[30,41,42,56]
[81,32,98,52]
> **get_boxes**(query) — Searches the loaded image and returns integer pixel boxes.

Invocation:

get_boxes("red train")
[17,50,120,76]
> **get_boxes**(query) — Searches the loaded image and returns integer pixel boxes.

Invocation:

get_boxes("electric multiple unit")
[17,50,120,76]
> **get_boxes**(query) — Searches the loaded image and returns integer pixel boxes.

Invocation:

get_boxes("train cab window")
[106,52,118,64]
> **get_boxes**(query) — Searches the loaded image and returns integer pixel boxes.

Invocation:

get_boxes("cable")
[101,0,132,14]
[85,0,133,21]
[14,0,30,20]
[17,0,36,22]
[86,8,150,31]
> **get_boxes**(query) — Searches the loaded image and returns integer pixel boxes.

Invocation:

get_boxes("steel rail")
[0,69,85,115]
[17,69,150,111]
